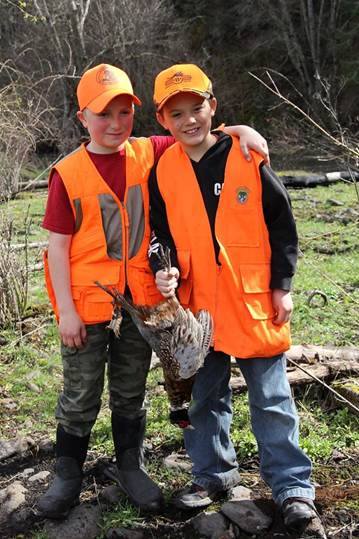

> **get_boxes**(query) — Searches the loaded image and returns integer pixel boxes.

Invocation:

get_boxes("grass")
[0,178,358,536]
[290,182,359,346]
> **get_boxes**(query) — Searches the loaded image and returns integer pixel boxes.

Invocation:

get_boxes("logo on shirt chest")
[236,186,250,204]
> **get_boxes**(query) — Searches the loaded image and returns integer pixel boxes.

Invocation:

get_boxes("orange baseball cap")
[77,64,141,112]
[153,64,213,111]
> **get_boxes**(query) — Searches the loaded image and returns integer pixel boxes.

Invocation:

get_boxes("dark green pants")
[56,311,152,437]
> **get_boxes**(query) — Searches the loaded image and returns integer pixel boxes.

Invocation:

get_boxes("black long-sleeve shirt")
[149,132,298,291]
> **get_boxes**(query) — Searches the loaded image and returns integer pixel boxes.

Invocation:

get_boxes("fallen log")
[331,380,359,413]
[280,170,359,188]
[18,179,48,190]
[231,359,359,393]
[286,344,359,363]
[11,241,48,251]
[152,345,359,373]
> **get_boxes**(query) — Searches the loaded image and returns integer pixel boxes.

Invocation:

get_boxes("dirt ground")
[0,441,358,539]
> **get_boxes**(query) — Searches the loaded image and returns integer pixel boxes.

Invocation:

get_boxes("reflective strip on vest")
[126,184,145,259]
[98,193,123,260]
[73,198,83,234]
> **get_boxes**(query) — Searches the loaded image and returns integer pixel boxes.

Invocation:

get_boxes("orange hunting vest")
[156,137,291,358]
[44,138,163,324]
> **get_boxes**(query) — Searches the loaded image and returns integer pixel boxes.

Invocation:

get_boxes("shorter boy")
[149,64,317,534]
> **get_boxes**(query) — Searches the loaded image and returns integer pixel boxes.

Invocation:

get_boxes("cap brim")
[156,89,211,111]
[86,88,141,112]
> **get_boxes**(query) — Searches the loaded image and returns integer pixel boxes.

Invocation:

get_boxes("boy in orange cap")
[149,64,317,534]
[37,63,269,519]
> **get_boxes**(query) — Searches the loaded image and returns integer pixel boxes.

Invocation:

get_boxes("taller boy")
[149,64,317,534]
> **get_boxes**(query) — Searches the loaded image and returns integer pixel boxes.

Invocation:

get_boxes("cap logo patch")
[236,186,250,204]
[165,72,192,88]
[96,66,121,85]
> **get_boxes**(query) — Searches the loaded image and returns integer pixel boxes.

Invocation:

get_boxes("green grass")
[99,500,144,535]
[0,178,358,536]
[290,181,359,345]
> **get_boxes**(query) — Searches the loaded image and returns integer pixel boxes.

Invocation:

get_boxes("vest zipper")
[121,201,130,291]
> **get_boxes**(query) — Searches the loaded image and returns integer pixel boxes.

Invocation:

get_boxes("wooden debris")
[231,345,359,393]
[331,380,359,414]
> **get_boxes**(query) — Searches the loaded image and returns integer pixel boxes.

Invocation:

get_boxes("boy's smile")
[157,93,217,161]
[77,94,134,154]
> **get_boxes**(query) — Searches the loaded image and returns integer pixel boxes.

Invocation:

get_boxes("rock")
[221,500,272,535]
[28,470,51,483]
[21,468,35,477]
[43,504,101,539]
[327,198,344,206]
[0,481,27,519]
[0,436,35,461]
[9,506,34,533]
[38,438,55,455]
[27,381,41,393]
[106,528,144,539]
[303,516,328,538]
[228,485,253,501]
[101,485,124,504]
[0,398,18,411]
[163,451,192,471]
[191,511,228,538]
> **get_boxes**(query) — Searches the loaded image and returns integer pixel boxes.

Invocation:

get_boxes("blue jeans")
[184,351,314,506]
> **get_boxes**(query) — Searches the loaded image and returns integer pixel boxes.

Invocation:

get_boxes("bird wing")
[195,309,214,355]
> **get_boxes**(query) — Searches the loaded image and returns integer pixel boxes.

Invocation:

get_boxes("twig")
[8,317,53,348]
[286,357,359,414]
[300,221,359,246]
[249,70,359,162]
[20,155,63,192]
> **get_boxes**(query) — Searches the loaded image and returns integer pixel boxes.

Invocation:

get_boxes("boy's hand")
[272,289,293,325]
[59,310,87,348]
[239,126,269,165]
[223,125,270,165]
[155,267,180,298]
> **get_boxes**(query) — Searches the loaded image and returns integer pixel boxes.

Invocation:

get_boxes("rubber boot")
[37,425,90,519]
[111,412,164,512]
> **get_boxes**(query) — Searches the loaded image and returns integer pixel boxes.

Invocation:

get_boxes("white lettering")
[214,183,222,196]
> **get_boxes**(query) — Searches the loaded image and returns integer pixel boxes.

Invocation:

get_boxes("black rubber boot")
[111,412,164,512]
[37,425,90,519]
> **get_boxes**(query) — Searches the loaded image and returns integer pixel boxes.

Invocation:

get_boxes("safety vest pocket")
[239,263,274,320]
[71,231,105,257]
[80,288,113,323]
[239,263,271,293]
[218,207,261,247]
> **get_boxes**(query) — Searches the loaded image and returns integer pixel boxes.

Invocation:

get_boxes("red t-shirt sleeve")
[149,135,175,162]
[42,170,75,235]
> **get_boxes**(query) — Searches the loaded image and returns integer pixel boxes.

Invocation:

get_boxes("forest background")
[1,0,358,175]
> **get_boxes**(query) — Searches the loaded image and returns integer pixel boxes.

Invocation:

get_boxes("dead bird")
[95,247,213,428]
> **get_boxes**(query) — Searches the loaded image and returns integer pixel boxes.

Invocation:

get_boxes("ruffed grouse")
[95,247,213,428]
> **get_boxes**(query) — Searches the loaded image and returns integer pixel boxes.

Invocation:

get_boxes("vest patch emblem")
[236,186,250,204]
